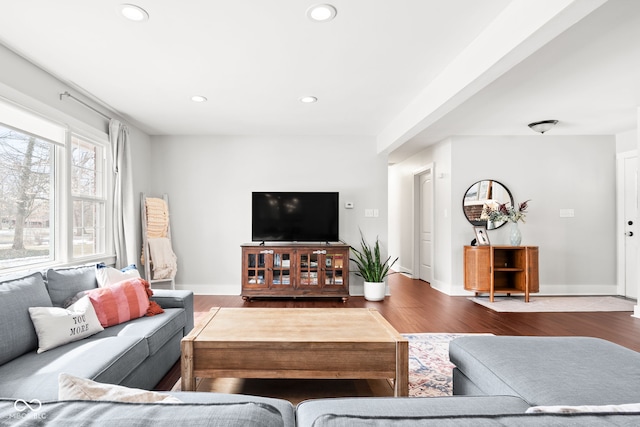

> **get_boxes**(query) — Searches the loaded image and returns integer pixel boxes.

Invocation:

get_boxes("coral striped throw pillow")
[86,278,150,327]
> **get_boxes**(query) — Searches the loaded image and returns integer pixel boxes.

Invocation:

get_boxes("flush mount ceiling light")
[528,120,558,134]
[299,96,318,103]
[306,4,337,22]
[191,95,208,103]
[119,4,149,22]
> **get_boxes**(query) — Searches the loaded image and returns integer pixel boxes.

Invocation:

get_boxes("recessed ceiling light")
[191,95,208,103]
[299,96,318,103]
[306,4,337,22]
[119,4,149,22]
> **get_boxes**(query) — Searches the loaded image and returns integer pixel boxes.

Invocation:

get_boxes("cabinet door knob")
[626,231,634,237]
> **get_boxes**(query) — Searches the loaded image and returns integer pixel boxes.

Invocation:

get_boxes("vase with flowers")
[482,200,530,246]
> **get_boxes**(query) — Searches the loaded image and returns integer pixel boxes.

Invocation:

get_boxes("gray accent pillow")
[0,272,52,365]
[46,265,98,307]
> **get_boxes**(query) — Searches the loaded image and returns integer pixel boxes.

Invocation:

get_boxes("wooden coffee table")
[181,307,408,396]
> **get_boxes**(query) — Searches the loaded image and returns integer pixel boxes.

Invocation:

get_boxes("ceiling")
[0,0,637,162]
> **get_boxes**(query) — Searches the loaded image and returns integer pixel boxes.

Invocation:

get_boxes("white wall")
[149,135,388,295]
[0,44,108,139]
[390,134,617,296]
[0,43,152,268]
[388,139,453,292]
[127,127,153,266]
[616,129,637,153]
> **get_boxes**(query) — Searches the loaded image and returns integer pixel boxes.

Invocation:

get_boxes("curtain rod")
[59,91,112,121]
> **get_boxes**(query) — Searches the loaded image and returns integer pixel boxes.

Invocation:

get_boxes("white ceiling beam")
[377,0,608,156]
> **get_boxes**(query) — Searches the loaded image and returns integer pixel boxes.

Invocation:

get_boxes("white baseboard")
[428,280,453,295]
[171,283,240,295]
[537,283,619,296]
[436,283,620,297]
[161,281,620,298]
[395,265,413,276]
[172,283,365,297]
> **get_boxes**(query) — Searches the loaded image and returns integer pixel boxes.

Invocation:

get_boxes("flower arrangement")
[483,200,530,224]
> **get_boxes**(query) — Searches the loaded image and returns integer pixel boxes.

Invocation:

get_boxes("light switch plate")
[559,209,575,218]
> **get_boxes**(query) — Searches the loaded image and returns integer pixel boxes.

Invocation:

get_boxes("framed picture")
[478,180,492,201]
[474,226,490,246]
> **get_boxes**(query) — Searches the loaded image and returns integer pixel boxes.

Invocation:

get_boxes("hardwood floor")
[154,273,640,391]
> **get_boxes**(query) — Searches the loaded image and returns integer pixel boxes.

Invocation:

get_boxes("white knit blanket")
[148,237,177,279]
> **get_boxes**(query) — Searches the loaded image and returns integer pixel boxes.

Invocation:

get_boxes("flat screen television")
[252,192,339,242]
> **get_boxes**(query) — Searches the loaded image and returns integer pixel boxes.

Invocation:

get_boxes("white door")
[419,171,433,282]
[623,155,638,299]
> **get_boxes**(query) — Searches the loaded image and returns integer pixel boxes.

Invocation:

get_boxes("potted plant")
[350,232,398,301]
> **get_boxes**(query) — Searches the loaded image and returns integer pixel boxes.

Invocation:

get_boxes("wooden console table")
[464,246,539,302]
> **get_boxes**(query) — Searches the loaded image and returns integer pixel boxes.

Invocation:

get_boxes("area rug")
[404,333,489,397]
[471,296,635,313]
[172,333,482,401]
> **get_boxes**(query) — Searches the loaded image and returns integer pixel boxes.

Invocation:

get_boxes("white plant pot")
[364,281,386,301]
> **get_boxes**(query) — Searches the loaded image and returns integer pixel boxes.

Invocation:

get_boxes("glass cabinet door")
[271,250,292,287]
[245,250,269,288]
[299,251,320,287]
[323,251,346,287]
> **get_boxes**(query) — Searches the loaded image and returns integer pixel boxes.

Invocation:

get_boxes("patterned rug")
[404,333,488,397]
[173,333,480,399]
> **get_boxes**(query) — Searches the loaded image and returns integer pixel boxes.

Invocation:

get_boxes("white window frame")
[67,132,113,263]
[0,98,115,275]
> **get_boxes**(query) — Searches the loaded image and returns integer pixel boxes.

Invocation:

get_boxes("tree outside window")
[1,101,110,272]
[0,125,53,268]
[71,135,106,258]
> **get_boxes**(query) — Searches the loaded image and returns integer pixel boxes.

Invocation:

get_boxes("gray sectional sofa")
[0,264,193,400]
[294,335,640,426]
[0,392,296,427]
[2,267,639,426]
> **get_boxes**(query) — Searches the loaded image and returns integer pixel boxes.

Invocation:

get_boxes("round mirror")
[463,180,513,229]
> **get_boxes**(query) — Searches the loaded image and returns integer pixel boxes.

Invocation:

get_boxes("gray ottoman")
[449,336,640,406]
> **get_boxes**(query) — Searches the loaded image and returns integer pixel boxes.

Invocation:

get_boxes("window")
[0,100,111,272]
[0,126,54,269]
[71,135,107,258]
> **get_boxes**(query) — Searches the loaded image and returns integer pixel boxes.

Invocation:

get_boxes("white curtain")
[109,119,136,269]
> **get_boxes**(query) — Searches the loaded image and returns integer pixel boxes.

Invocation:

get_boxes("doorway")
[617,150,638,299]
[413,164,434,283]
